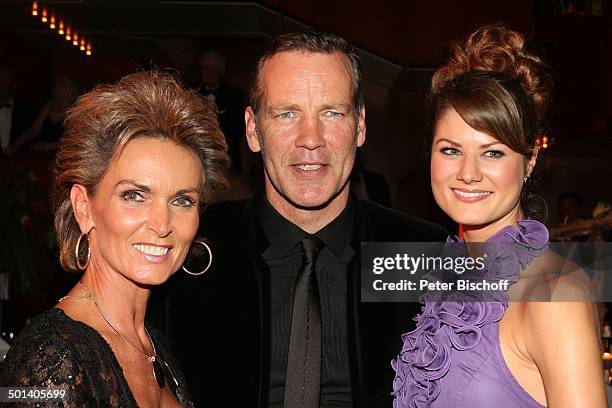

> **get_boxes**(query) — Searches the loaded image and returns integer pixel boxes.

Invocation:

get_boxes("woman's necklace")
[59,282,169,388]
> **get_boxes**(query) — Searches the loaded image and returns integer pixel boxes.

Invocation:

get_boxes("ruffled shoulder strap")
[485,220,549,272]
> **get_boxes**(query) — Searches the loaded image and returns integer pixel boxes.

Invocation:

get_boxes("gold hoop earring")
[75,232,91,271]
[182,240,213,276]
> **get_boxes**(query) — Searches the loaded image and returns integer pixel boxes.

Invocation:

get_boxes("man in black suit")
[0,67,34,153]
[195,50,245,171]
[152,31,447,407]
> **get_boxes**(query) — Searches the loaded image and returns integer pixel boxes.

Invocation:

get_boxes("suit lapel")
[243,195,272,407]
[346,199,369,405]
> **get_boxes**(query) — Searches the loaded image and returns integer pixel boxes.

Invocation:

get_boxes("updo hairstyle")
[430,23,553,220]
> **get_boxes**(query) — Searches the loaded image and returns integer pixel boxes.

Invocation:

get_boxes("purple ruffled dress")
[391,220,549,408]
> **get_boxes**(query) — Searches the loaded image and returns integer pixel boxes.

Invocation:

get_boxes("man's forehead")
[262,50,350,77]
[259,51,352,98]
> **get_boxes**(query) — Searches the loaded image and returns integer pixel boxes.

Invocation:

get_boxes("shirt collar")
[256,190,306,257]
[315,196,354,257]
[256,189,355,259]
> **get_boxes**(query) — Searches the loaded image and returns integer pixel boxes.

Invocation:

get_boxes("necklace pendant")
[152,359,165,388]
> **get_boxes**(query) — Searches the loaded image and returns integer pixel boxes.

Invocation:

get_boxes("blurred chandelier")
[536,135,550,149]
[31,0,93,56]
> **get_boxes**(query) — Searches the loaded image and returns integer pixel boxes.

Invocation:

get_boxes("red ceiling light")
[58,21,64,35]
[31,0,38,16]
[49,14,56,29]
[72,32,79,46]
[41,8,47,23]
[86,42,92,56]
[65,26,71,41]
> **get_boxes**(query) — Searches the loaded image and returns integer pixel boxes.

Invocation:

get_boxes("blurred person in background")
[5,74,79,155]
[558,191,585,225]
[0,66,35,154]
[196,49,244,171]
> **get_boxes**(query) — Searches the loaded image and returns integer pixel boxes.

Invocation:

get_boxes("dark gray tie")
[283,236,324,408]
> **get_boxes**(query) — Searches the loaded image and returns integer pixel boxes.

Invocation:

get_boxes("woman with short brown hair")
[0,71,229,407]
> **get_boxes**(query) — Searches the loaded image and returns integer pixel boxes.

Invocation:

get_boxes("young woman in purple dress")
[392,23,606,407]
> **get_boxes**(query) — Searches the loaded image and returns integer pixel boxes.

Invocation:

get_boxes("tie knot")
[300,236,323,265]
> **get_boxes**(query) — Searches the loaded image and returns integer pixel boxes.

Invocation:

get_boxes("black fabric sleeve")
[1,330,96,407]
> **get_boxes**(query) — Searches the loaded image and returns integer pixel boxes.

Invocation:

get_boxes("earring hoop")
[182,240,213,276]
[75,232,91,271]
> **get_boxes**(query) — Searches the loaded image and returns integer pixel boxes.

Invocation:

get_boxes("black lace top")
[0,308,194,407]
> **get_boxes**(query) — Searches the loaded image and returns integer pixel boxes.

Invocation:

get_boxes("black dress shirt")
[257,193,354,407]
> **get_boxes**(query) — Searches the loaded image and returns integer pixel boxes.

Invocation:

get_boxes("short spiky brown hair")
[53,71,229,272]
[250,31,363,115]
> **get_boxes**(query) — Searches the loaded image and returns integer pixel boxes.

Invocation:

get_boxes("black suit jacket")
[150,192,447,407]
[361,170,392,208]
[195,82,244,169]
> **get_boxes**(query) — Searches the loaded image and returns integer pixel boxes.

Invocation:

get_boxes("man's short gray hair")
[250,31,363,115]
